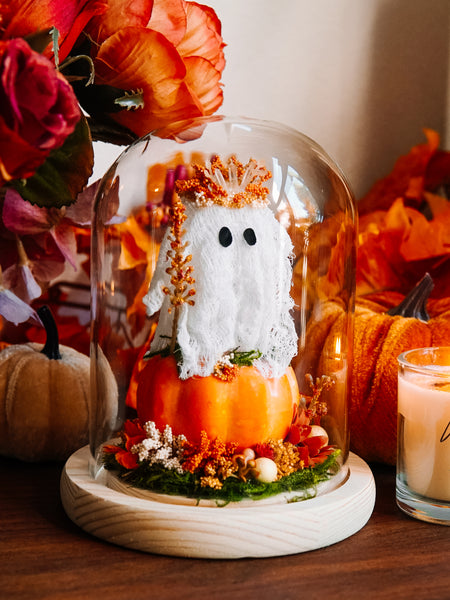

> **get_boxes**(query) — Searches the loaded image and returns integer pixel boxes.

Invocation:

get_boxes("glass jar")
[90,116,356,503]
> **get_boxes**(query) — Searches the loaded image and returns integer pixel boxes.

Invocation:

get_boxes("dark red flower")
[296,444,310,465]
[0,38,80,185]
[254,443,275,460]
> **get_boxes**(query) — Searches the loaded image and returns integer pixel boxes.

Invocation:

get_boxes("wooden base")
[60,446,375,559]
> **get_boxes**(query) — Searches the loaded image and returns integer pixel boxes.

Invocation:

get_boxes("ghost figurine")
[143,155,298,380]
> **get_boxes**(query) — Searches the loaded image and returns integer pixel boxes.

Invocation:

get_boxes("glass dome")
[89,116,356,504]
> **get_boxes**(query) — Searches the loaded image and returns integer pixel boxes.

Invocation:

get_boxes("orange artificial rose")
[86,0,225,137]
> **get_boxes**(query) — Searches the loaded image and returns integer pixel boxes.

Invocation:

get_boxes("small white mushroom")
[232,448,257,481]
[253,457,278,483]
[241,448,256,462]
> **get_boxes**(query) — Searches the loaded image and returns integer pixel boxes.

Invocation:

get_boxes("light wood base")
[60,446,375,558]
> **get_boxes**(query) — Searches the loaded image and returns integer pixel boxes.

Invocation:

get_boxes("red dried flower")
[103,419,146,470]
[254,443,275,460]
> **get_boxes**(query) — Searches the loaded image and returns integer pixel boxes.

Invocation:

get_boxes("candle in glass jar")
[398,375,450,502]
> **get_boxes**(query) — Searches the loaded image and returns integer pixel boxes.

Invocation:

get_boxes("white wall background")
[94,0,450,198]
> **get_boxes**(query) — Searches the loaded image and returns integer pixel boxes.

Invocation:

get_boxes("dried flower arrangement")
[103,155,340,504]
[103,375,339,504]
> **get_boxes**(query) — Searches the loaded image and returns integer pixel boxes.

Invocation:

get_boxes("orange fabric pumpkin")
[136,354,299,448]
[304,276,450,465]
[351,304,450,465]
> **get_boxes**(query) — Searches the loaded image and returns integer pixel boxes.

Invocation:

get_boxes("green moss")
[103,450,341,505]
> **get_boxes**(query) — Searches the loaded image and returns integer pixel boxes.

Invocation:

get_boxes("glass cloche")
[89,115,357,506]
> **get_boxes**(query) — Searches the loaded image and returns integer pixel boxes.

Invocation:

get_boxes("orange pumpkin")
[136,354,299,447]
[304,275,450,465]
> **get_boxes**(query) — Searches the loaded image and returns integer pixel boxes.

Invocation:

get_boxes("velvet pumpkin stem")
[387,273,434,322]
[37,305,62,360]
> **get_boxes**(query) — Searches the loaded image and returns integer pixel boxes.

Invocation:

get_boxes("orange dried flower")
[182,430,210,473]
[181,430,238,484]
[161,193,196,352]
[176,155,271,208]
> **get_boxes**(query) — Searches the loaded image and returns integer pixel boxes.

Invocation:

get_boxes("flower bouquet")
[0,0,225,337]
[0,0,225,327]
[0,0,226,460]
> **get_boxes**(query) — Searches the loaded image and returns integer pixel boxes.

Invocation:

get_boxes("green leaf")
[24,29,53,54]
[229,349,262,367]
[11,116,94,209]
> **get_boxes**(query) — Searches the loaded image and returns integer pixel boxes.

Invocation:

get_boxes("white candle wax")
[398,375,450,502]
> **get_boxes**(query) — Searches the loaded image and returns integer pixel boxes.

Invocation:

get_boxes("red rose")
[0,38,81,186]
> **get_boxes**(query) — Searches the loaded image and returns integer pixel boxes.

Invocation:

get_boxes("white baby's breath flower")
[153,446,171,462]
[162,424,173,445]
[131,443,148,462]
[164,457,184,474]
[173,433,187,451]
[134,421,186,472]
[144,421,160,441]
[141,437,160,451]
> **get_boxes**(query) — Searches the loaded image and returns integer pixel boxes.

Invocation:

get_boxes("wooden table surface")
[1,456,449,600]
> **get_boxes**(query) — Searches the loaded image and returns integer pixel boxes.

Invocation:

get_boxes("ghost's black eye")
[243,228,257,246]
[219,226,233,247]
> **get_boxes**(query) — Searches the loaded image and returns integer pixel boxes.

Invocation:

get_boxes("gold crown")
[176,155,272,208]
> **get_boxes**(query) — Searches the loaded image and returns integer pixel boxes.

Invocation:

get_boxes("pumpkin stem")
[387,273,434,322]
[38,305,62,360]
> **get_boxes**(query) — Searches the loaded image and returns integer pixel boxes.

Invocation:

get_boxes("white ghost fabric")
[143,203,297,379]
